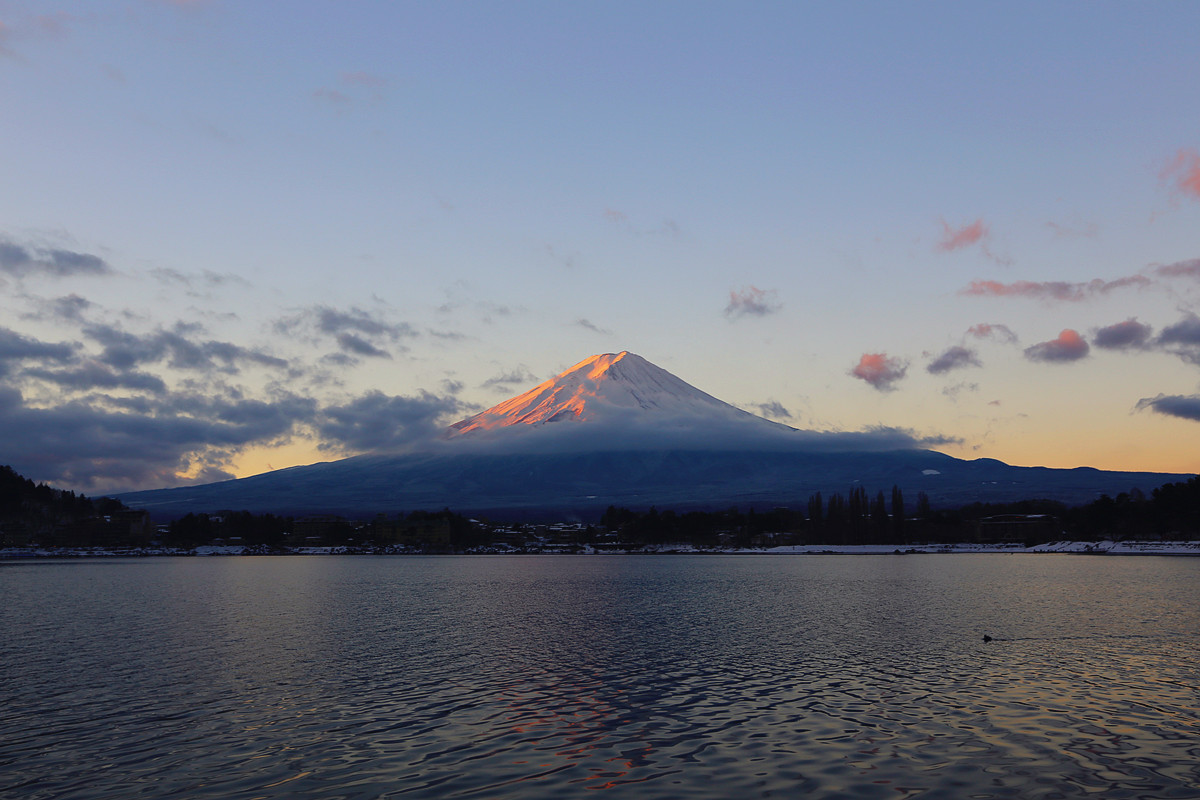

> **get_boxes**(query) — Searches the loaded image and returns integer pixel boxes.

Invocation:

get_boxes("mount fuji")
[118,352,1186,519]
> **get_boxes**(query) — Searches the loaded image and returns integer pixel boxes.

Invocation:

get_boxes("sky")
[2,0,1199,494]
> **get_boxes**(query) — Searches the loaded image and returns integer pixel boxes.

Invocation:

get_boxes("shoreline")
[4,539,1200,560]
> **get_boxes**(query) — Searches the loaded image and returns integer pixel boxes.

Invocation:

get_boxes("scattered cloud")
[341,71,387,88]
[850,353,907,392]
[927,346,981,374]
[966,323,1018,344]
[576,318,612,335]
[1046,220,1099,238]
[313,87,351,106]
[725,286,781,319]
[481,367,538,391]
[1135,394,1200,422]
[1024,329,1089,363]
[1093,318,1153,350]
[754,401,792,420]
[937,218,987,252]
[941,381,979,401]
[1155,258,1200,281]
[0,237,112,279]
[82,323,288,373]
[315,390,465,453]
[335,333,391,358]
[314,71,388,110]
[1155,312,1200,365]
[275,304,416,358]
[0,327,77,365]
[1161,149,1200,201]
[23,359,168,394]
[960,275,1150,302]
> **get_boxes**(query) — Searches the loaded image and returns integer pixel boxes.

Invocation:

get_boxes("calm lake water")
[2,554,1198,799]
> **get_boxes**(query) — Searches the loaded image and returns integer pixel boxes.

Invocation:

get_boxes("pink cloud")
[960,275,1150,302]
[937,218,987,252]
[1162,149,1200,200]
[313,87,351,106]
[850,353,907,392]
[724,286,780,319]
[1155,258,1200,280]
[1024,329,1089,363]
[341,71,387,88]
[966,323,1018,344]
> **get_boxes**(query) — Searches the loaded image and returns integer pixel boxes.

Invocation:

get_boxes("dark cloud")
[1094,318,1153,350]
[927,346,981,374]
[724,286,781,319]
[960,276,1150,302]
[966,323,1018,344]
[1135,394,1200,422]
[0,326,77,364]
[24,360,168,394]
[335,333,391,358]
[84,323,287,373]
[850,353,907,391]
[1156,313,1200,346]
[316,391,465,453]
[1024,329,1089,363]
[0,387,318,492]
[1156,313,1200,366]
[0,237,112,278]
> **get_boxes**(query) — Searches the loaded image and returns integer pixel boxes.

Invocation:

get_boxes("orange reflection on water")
[494,675,658,790]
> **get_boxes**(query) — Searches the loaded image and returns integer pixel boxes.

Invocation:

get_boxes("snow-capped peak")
[447,351,788,439]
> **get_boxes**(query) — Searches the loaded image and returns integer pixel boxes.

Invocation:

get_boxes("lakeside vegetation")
[2,464,1198,553]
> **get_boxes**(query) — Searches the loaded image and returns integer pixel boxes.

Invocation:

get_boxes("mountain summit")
[448,351,781,436]
[446,351,793,450]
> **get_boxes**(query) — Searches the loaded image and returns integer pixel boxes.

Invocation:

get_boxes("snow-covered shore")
[4,540,1200,559]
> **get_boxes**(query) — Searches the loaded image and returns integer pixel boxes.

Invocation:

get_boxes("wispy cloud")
[960,275,1150,302]
[1161,148,1200,201]
[754,401,792,420]
[927,346,981,374]
[481,367,537,391]
[724,286,781,320]
[576,318,612,335]
[1046,220,1099,238]
[1024,329,1089,363]
[850,353,907,392]
[937,218,987,252]
[275,304,416,359]
[1155,258,1200,280]
[966,323,1018,344]
[315,390,465,453]
[1094,318,1153,350]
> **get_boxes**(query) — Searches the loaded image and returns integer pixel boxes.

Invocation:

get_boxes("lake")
[2,554,1198,799]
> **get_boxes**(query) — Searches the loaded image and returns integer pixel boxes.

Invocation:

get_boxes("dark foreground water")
[2,555,1198,799]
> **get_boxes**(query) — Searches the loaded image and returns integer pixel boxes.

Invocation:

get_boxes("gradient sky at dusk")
[2,1,1199,493]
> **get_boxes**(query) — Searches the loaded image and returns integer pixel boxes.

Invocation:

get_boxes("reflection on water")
[2,555,1198,799]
